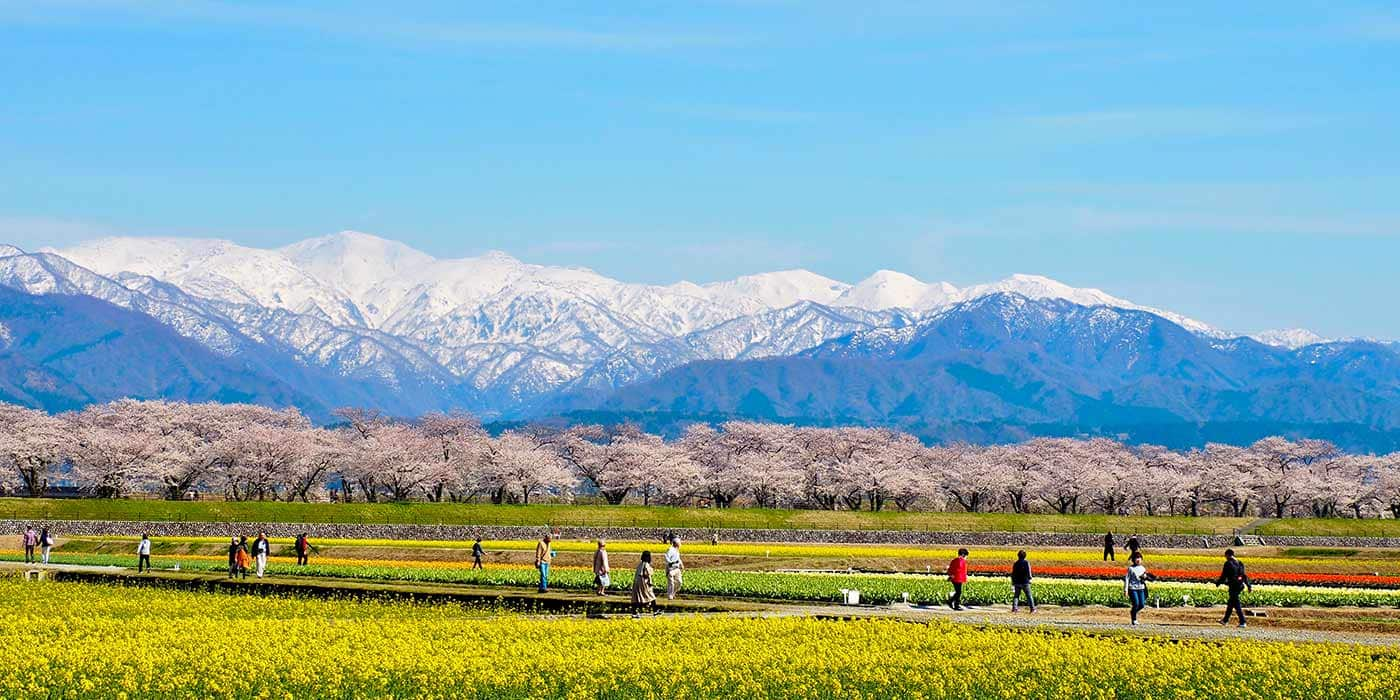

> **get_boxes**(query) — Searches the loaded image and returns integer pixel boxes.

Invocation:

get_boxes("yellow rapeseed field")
[1,579,1398,698]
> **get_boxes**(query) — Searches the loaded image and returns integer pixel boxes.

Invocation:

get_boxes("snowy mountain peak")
[837,269,928,310]
[1252,328,1330,349]
[701,269,849,309]
[279,230,435,298]
[475,249,521,264]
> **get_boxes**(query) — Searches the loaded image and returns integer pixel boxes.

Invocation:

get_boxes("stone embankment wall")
[5,518,1385,549]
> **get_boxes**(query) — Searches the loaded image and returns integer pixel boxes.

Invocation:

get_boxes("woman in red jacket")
[947,548,969,610]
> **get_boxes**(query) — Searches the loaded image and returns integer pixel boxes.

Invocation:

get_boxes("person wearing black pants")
[1216,549,1253,627]
[295,533,310,566]
[471,537,485,570]
[947,548,969,611]
[22,526,37,564]
[227,537,240,579]
[137,533,152,573]
[1103,532,1115,562]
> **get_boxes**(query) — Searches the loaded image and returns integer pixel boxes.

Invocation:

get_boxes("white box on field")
[839,588,861,605]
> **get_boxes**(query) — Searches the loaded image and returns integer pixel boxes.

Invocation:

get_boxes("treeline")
[2,400,1398,518]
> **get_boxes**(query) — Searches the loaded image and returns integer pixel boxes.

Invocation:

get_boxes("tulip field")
[1,579,1399,699]
[11,548,1400,610]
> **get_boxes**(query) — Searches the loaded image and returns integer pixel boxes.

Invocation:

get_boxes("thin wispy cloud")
[0,0,748,51]
[0,215,117,250]
[652,102,820,125]
[1015,108,1319,137]
[1341,11,1400,40]
[922,205,1400,239]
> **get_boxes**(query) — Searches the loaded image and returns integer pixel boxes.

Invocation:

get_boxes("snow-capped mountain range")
[0,231,1359,421]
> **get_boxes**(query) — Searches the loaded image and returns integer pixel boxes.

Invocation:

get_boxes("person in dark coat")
[1126,534,1141,555]
[226,537,240,579]
[1010,550,1036,613]
[294,533,310,566]
[471,537,485,570]
[1103,532,1116,561]
[1215,548,1253,627]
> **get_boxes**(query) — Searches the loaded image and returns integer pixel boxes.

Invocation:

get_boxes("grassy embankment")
[0,498,1247,534]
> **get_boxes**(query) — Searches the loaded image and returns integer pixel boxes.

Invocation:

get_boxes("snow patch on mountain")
[53,237,366,326]
[697,269,849,311]
[1252,328,1330,349]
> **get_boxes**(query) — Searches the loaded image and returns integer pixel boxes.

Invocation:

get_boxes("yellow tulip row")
[75,534,1361,569]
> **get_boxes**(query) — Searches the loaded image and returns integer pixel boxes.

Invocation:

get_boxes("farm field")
[13,543,1400,609]
[39,534,1400,582]
[0,497,1253,534]
[1,579,1397,699]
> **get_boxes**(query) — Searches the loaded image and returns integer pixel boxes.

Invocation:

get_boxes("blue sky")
[2,1,1399,337]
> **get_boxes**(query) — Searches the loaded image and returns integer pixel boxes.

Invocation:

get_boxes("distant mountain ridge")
[0,232,1392,448]
[580,293,1400,449]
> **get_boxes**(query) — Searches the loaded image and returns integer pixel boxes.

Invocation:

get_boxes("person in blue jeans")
[1124,552,1156,625]
[1010,550,1036,613]
[535,534,554,592]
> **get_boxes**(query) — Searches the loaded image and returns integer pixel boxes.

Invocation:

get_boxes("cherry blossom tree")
[66,402,176,498]
[990,443,1039,514]
[1133,445,1191,516]
[1025,438,1093,515]
[597,433,704,506]
[1373,453,1400,519]
[546,423,642,505]
[1201,443,1257,517]
[0,404,72,496]
[418,411,488,502]
[1249,437,1338,518]
[1082,438,1139,515]
[935,444,1002,513]
[482,431,575,505]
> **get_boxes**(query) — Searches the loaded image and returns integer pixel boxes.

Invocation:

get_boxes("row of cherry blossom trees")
[2,400,1398,518]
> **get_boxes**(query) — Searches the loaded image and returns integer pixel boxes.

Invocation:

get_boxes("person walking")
[593,539,611,595]
[294,533,310,566]
[663,538,684,600]
[1126,534,1141,555]
[251,533,271,578]
[631,550,658,617]
[38,527,53,565]
[535,534,554,593]
[471,537,485,570]
[1103,531,1116,562]
[136,533,152,573]
[1124,552,1155,625]
[227,537,240,579]
[235,536,251,579]
[1010,550,1036,613]
[1215,548,1253,628]
[946,548,969,610]
[22,525,37,564]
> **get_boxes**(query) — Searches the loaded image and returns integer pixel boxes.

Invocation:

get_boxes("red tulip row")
[967,563,1400,589]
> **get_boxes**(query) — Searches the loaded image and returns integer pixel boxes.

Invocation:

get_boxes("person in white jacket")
[252,533,271,578]
[663,538,684,600]
[39,527,53,565]
[136,534,152,573]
